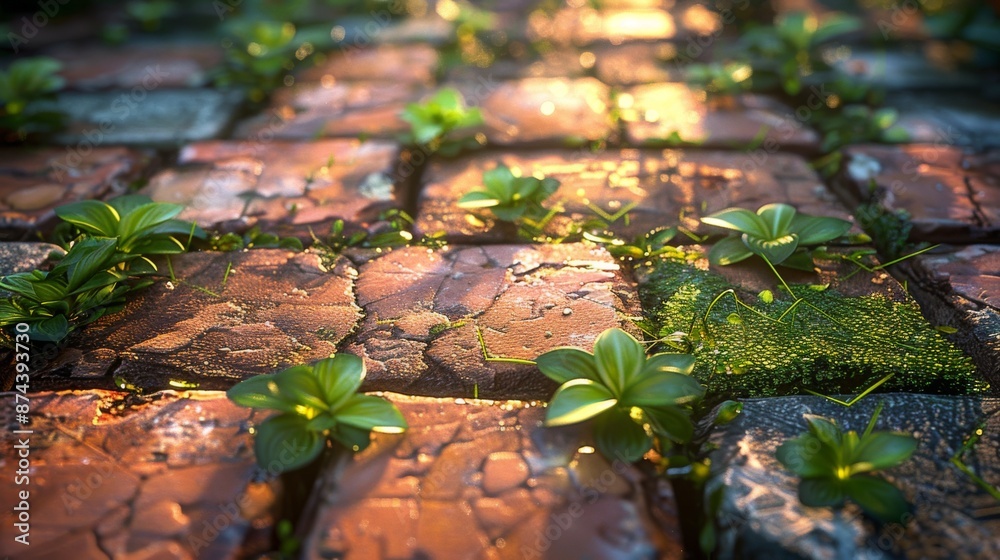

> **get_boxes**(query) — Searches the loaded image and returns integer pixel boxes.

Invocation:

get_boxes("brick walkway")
[2,2,999,559]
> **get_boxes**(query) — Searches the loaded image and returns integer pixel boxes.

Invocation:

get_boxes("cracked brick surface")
[840,145,1000,243]
[902,245,1000,386]
[0,147,149,239]
[707,395,1000,560]
[0,390,266,559]
[33,250,362,392]
[141,139,399,237]
[415,149,853,243]
[348,244,641,400]
[304,393,682,560]
[233,81,425,140]
[619,83,819,150]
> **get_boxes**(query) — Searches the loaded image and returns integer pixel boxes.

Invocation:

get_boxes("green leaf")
[851,433,917,474]
[227,374,296,413]
[791,215,852,245]
[805,415,842,447]
[844,475,911,523]
[707,236,754,266]
[713,400,743,425]
[643,405,694,443]
[776,435,835,478]
[702,208,769,238]
[253,415,324,473]
[758,203,797,238]
[55,200,119,237]
[457,191,500,209]
[331,423,374,451]
[482,165,517,197]
[313,354,366,411]
[106,194,155,217]
[742,232,799,265]
[759,290,774,304]
[535,347,600,384]
[593,406,651,462]
[273,365,329,414]
[545,379,617,427]
[57,237,118,292]
[31,314,69,342]
[334,394,408,433]
[623,371,703,407]
[592,328,645,394]
[641,352,696,376]
[118,203,184,246]
[798,477,846,508]
[489,204,526,222]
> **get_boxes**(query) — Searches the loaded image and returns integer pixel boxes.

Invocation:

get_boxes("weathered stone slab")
[707,394,1000,560]
[902,244,1000,388]
[348,244,641,400]
[34,250,362,392]
[0,147,148,239]
[45,89,244,148]
[592,43,685,86]
[891,92,1000,151]
[635,248,985,398]
[839,145,1000,243]
[0,242,59,277]
[233,81,424,140]
[304,393,682,559]
[415,149,852,243]
[141,139,399,237]
[299,44,439,84]
[530,7,679,45]
[49,42,224,90]
[455,77,616,146]
[0,390,268,559]
[620,83,819,150]
[446,50,587,82]
[833,49,980,91]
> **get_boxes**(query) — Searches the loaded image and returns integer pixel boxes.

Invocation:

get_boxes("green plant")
[814,105,908,153]
[584,227,682,262]
[536,328,704,462]
[227,354,408,472]
[702,203,852,271]
[55,195,204,262]
[776,406,916,523]
[0,195,202,342]
[208,226,303,252]
[458,164,559,222]
[0,57,67,140]
[126,0,176,31]
[401,88,483,155]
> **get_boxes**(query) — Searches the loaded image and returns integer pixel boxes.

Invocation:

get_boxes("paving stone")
[833,48,980,91]
[415,148,852,243]
[619,83,819,150]
[33,250,362,392]
[453,77,616,146]
[0,389,268,559]
[43,89,244,148]
[48,42,224,90]
[0,242,60,277]
[706,394,1000,560]
[299,44,439,85]
[375,16,454,45]
[347,243,641,400]
[233,81,424,140]
[839,144,1000,243]
[0,147,149,239]
[902,244,1000,388]
[636,247,986,398]
[890,92,1000,151]
[446,50,588,82]
[592,43,685,86]
[141,139,399,237]
[303,393,682,560]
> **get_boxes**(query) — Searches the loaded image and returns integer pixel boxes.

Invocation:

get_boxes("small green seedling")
[0,57,67,139]
[459,164,559,222]
[401,88,483,155]
[776,406,916,523]
[702,203,852,271]
[537,328,705,462]
[227,354,408,472]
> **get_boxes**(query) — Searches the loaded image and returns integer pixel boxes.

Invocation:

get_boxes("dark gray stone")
[0,242,60,277]
[707,394,1000,560]
[44,89,243,148]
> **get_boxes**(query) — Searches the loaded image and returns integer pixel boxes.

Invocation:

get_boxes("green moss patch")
[636,257,986,399]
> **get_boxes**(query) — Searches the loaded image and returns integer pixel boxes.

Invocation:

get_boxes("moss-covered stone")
[636,256,986,399]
